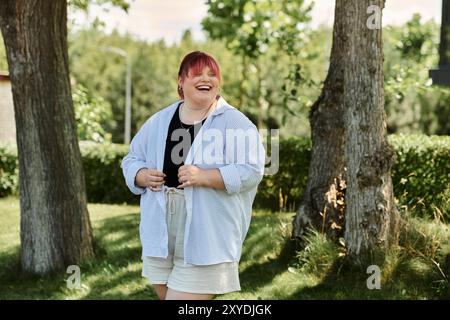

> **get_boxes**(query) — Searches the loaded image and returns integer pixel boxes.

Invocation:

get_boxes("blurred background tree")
[72,84,113,143]
[202,0,313,129]
[1,6,447,142]
[384,14,450,136]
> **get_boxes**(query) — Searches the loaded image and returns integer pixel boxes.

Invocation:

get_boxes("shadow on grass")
[80,212,156,300]
[0,211,299,300]
[0,212,158,300]
[239,239,296,293]
[238,214,297,294]
[1,209,448,300]
[288,254,450,300]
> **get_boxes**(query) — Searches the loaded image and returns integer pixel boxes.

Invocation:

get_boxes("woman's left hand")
[177,165,205,188]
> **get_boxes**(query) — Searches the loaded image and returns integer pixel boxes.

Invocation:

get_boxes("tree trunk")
[343,0,400,265]
[293,0,347,240]
[0,0,94,275]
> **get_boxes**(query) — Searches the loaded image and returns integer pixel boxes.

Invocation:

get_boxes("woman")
[121,51,265,300]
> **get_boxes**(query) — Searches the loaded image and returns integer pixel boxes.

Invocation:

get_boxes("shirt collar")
[211,96,233,116]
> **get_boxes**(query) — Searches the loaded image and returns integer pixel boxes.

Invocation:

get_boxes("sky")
[70,0,443,44]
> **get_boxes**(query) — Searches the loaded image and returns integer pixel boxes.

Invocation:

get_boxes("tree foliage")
[68,0,130,11]
[202,0,313,128]
[72,84,113,143]
[384,14,450,135]
[1,8,447,141]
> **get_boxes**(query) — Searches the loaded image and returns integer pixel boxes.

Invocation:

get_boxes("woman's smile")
[195,84,212,92]
[179,66,220,107]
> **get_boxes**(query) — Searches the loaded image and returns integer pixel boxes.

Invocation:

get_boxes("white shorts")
[141,187,241,295]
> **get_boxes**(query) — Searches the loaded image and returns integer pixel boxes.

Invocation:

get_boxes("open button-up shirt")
[121,97,265,265]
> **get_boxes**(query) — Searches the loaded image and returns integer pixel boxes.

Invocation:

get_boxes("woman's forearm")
[201,168,226,190]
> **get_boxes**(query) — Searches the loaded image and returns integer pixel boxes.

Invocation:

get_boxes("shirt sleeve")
[121,119,151,195]
[218,124,265,195]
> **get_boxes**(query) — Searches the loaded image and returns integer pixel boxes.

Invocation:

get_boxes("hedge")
[388,134,449,217]
[255,134,449,219]
[0,143,18,198]
[80,142,137,204]
[0,134,448,217]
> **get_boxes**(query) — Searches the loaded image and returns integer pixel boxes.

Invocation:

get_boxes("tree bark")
[293,0,400,263]
[293,0,347,240]
[0,0,94,275]
[343,0,400,265]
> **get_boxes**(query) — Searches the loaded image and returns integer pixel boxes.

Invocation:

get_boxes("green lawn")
[0,196,449,299]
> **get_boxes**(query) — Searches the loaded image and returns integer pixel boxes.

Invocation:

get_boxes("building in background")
[0,71,16,143]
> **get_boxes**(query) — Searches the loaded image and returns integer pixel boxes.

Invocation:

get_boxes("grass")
[0,196,449,300]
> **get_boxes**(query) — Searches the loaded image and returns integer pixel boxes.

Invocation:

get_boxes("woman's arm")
[217,124,266,195]
[121,118,153,195]
[177,165,225,190]
[201,168,225,190]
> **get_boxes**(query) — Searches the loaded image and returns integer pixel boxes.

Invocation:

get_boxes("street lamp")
[429,0,450,85]
[102,46,132,144]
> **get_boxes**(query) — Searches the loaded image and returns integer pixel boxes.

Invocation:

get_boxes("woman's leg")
[153,284,169,300]
[165,288,214,300]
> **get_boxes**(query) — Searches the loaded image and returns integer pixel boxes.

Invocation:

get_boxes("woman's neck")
[180,99,217,124]
[182,98,215,111]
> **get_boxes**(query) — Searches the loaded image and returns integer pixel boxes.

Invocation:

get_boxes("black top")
[162,102,206,188]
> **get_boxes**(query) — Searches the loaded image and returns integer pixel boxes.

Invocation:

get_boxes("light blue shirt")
[121,97,265,265]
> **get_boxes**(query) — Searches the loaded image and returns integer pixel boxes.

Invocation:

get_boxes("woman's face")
[179,66,220,107]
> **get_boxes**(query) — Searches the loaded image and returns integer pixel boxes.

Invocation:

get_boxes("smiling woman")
[121,51,266,301]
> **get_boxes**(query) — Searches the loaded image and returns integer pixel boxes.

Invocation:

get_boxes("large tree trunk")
[0,0,94,275]
[343,0,400,265]
[293,0,347,240]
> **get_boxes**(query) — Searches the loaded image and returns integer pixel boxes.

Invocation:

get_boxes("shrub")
[80,142,137,204]
[0,143,18,197]
[0,134,448,217]
[254,136,311,211]
[295,228,343,276]
[388,134,450,218]
[0,142,138,204]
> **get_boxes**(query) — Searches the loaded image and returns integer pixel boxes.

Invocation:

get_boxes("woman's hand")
[177,165,205,189]
[135,168,166,192]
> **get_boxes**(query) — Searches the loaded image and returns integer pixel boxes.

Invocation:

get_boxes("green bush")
[0,142,138,204]
[0,134,448,218]
[73,84,113,144]
[0,144,18,197]
[388,134,450,218]
[80,142,137,204]
[254,136,311,211]
[295,228,343,275]
[254,134,449,219]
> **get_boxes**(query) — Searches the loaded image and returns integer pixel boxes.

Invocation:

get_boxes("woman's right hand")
[135,168,166,192]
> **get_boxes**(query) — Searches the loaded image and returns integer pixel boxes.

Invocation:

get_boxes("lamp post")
[429,0,450,85]
[102,46,132,144]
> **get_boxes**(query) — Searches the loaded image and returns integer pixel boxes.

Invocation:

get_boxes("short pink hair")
[177,51,221,99]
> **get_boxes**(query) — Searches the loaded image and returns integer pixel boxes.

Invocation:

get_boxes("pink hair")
[177,51,221,99]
